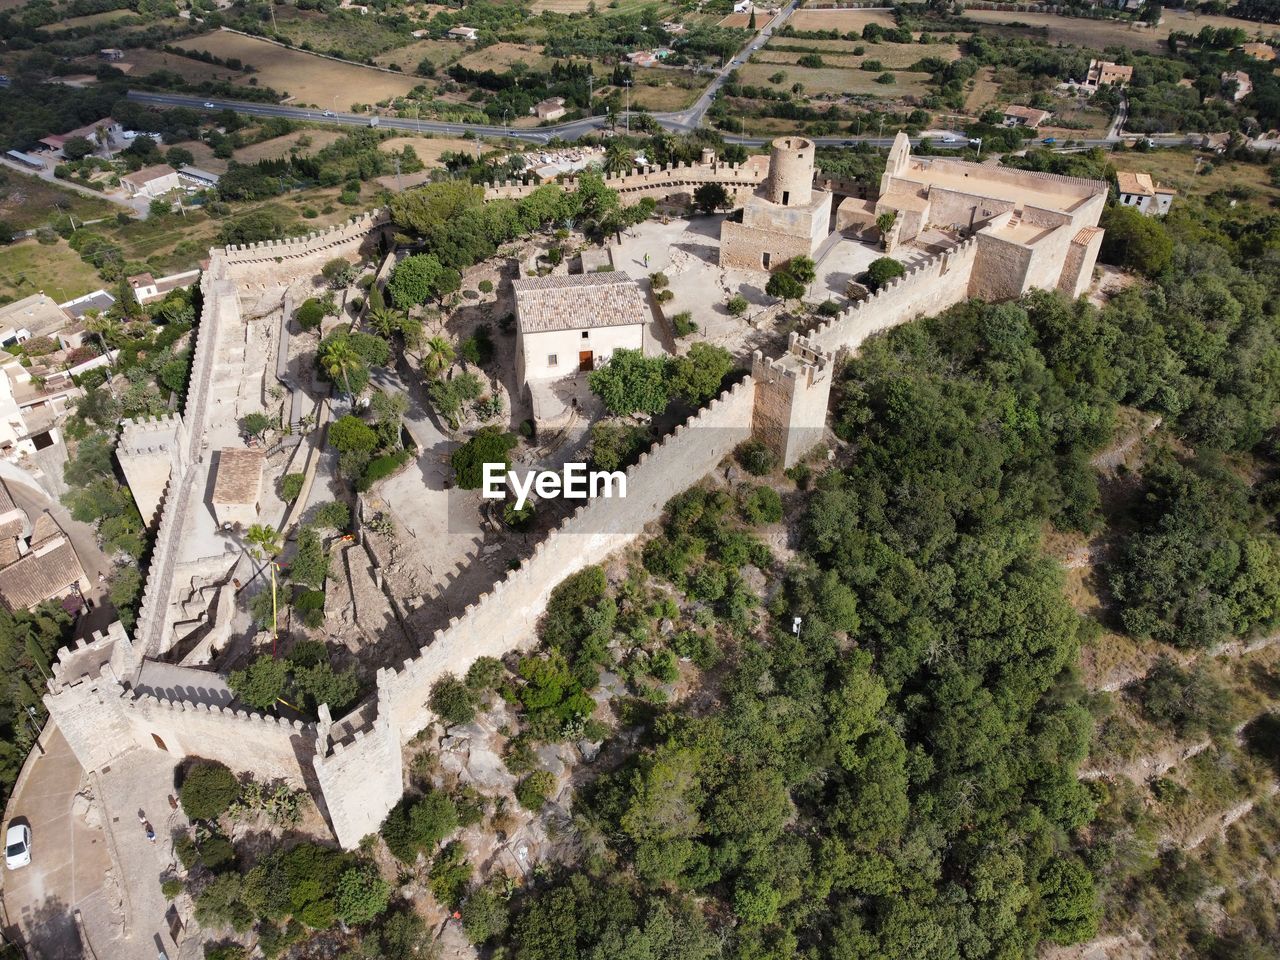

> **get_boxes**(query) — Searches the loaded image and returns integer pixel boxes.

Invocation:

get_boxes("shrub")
[293,589,326,628]
[200,836,236,871]
[459,326,494,366]
[478,279,493,294]
[649,271,669,290]
[515,771,556,811]
[735,439,777,477]
[428,841,472,907]
[740,485,783,524]
[451,427,516,489]
[162,878,184,899]
[295,299,325,330]
[328,415,378,455]
[726,294,748,316]
[335,863,391,926]
[281,473,305,501]
[462,883,510,944]
[381,792,459,862]
[864,256,905,292]
[671,311,697,337]
[358,450,411,491]
[466,656,504,692]
[313,501,349,530]
[655,289,674,304]
[430,675,476,726]
[180,762,240,821]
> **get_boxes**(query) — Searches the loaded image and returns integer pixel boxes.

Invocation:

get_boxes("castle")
[41,140,1109,849]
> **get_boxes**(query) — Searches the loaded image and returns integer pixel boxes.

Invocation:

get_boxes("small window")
[581,330,589,339]
[548,354,558,366]
[782,190,790,206]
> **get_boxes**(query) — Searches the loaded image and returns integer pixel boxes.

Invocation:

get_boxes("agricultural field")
[235,129,346,163]
[40,8,135,31]
[627,78,702,111]
[376,135,479,166]
[179,32,422,106]
[84,48,247,85]
[271,6,412,61]
[0,239,105,304]
[0,171,122,231]
[737,60,933,98]
[760,39,961,69]
[372,38,463,73]
[531,0,669,11]
[964,65,1000,113]
[717,13,752,28]
[787,8,896,32]
[455,41,554,74]
[962,8,1276,55]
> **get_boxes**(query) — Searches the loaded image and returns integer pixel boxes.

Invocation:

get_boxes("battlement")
[125,689,312,732]
[118,414,185,456]
[481,157,771,203]
[48,621,132,692]
[221,210,390,265]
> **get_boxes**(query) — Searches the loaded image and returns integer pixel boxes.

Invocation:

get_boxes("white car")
[5,823,30,869]
[203,102,215,108]
[323,110,335,117]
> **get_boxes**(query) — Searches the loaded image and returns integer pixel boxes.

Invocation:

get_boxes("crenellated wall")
[806,236,981,358]
[482,156,772,205]
[221,210,390,266]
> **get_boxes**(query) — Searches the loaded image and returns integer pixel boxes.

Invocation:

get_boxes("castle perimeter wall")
[482,158,772,205]
[807,236,980,358]
[374,377,757,741]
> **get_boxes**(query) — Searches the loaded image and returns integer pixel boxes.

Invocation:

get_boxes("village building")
[0,294,71,347]
[121,164,181,200]
[1084,59,1133,87]
[98,48,125,61]
[532,97,567,121]
[720,137,833,271]
[211,448,265,529]
[1002,105,1052,128]
[0,504,89,614]
[1221,70,1253,102]
[38,118,123,157]
[447,26,479,41]
[1241,42,1276,61]
[59,289,116,321]
[1116,171,1176,215]
[512,272,647,419]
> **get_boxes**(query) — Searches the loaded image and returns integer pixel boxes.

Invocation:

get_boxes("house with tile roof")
[211,448,265,529]
[0,509,89,614]
[511,272,647,400]
[1116,171,1176,215]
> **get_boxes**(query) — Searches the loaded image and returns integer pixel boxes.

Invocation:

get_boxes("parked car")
[203,102,215,109]
[5,823,31,869]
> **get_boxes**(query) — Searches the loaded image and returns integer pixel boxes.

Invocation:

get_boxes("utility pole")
[588,73,594,116]
[624,79,632,134]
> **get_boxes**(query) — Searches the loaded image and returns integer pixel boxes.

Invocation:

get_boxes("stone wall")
[751,333,834,468]
[482,158,771,206]
[970,232,1034,302]
[311,702,402,849]
[221,211,390,267]
[117,414,187,529]
[807,237,980,358]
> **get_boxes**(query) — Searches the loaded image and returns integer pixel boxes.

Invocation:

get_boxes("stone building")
[211,448,265,529]
[121,164,181,200]
[117,415,189,529]
[875,133,1106,300]
[512,271,647,398]
[1084,59,1133,88]
[720,137,833,272]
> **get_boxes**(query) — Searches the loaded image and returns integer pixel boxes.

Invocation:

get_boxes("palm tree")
[604,140,632,176]
[244,523,284,639]
[367,303,402,339]
[320,338,360,399]
[421,336,454,379]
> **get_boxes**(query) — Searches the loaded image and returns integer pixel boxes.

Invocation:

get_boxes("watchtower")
[117,414,189,528]
[750,332,833,468]
[766,136,815,208]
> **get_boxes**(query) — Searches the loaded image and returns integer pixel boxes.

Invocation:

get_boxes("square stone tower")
[751,332,833,468]
[117,414,189,528]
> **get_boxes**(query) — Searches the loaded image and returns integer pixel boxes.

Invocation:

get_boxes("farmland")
[235,129,346,163]
[86,48,247,85]
[0,171,123,231]
[41,8,135,31]
[786,8,896,32]
[0,239,105,304]
[962,8,1277,55]
[372,38,463,73]
[760,40,961,69]
[178,32,423,106]
[455,41,555,74]
[271,6,411,61]
[737,60,933,99]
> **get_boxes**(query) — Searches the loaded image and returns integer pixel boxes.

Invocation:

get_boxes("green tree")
[228,655,289,711]
[241,412,271,440]
[669,343,734,406]
[1100,203,1173,277]
[451,427,517,489]
[864,256,905,291]
[179,762,240,821]
[335,864,390,926]
[388,254,460,308]
[318,337,363,398]
[421,335,454,379]
[328,415,378,455]
[588,349,670,416]
[765,269,805,301]
[693,182,729,215]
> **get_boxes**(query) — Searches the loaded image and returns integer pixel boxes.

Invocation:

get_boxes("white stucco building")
[512,272,647,419]
[1116,172,1175,216]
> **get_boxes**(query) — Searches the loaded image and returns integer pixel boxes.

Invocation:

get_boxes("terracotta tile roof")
[512,272,649,334]
[0,539,85,612]
[212,448,265,505]
[0,481,15,516]
[0,538,20,568]
[120,164,177,189]
[28,511,61,550]
[1116,171,1156,196]
[1003,105,1052,126]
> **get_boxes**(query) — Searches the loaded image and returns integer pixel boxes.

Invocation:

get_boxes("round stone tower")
[766,136,815,208]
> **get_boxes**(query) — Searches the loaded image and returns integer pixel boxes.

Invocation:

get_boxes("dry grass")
[178,140,228,175]
[456,41,552,73]
[628,81,701,111]
[788,8,896,32]
[236,129,346,163]
[1110,146,1280,209]
[964,65,1000,112]
[372,38,461,71]
[378,135,479,166]
[87,48,243,84]
[0,170,123,230]
[962,8,1276,55]
[718,12,752,28]
[738,60,932,97]
[41,8,135,30]
[179,31,421,106]
[0,240,105,304]
[765,38,959,68]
